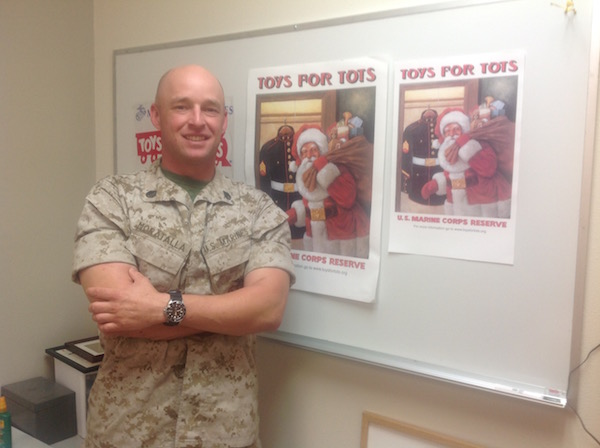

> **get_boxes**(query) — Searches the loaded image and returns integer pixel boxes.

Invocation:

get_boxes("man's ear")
[221,109,228,136]
[150,103,161,130]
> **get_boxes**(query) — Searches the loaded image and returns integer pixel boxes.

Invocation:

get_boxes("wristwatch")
[163,290,186,326]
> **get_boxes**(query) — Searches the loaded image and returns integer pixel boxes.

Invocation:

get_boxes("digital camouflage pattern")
[73,161,294,448]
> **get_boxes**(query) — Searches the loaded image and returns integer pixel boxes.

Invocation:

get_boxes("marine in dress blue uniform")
[400,109,445,206]
[259,124,304,239]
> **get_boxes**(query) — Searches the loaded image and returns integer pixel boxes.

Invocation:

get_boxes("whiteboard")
[114,0,598,407]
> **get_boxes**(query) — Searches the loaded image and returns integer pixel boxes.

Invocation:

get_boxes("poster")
[117,98,235,177]
[245,58,388,302]
[389,52,524,264]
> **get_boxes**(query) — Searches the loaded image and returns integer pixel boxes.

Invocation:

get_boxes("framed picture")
[45,346,101,374]
[64,336,104,363]
[361,411,482,448]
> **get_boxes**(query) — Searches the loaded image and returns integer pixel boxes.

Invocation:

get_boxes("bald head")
[154,65,225,107]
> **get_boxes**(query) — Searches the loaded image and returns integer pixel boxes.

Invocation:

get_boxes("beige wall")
[1,0,598,447]
[0,0,97,386]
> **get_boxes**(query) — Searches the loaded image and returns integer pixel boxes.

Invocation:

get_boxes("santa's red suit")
[286,127,370,258]
[421,108,512,218]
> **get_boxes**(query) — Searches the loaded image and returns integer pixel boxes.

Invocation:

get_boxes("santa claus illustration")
[420,107,512,218]
[285,125,370,258]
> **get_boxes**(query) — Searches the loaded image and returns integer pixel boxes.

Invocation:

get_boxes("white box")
[51,353,98,439]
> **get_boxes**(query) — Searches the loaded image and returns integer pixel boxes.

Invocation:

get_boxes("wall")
[92,1,597,447]
[0,0,97,386]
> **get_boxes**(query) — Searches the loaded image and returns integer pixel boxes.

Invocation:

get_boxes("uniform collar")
[142,159,235,205]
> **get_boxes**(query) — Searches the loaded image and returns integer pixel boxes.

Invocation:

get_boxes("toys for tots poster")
[246,58,387,302]
[389,52,524,265]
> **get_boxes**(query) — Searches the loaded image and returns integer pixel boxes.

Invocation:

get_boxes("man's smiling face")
[150,65,228,180]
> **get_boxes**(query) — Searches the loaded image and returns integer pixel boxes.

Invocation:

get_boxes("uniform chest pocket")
[202,236,251,295]
[126,231,188,290]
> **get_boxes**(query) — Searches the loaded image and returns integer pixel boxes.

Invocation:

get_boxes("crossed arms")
[79,262,291,341]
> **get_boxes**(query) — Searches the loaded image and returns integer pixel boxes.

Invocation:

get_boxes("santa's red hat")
[289,124,328,172]
[435,108,470,142]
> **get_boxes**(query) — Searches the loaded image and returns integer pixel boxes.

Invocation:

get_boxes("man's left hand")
[86,268,165,335]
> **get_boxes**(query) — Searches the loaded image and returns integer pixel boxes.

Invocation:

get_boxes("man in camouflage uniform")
[72,65,294,448]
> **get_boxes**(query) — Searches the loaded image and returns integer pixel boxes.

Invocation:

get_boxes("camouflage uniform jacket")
[72,160,294,448]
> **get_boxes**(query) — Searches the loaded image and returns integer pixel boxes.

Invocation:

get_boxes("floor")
[51,436,84,448]
[12,427,84,448]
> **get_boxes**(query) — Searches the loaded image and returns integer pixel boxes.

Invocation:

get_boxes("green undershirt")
[161,167,208,200]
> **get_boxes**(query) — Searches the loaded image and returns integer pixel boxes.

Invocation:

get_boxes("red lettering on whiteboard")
[136,130,162,164]
[216,137,231,167]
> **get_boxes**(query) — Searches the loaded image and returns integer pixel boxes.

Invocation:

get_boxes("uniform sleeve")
[71,177,136,283]
[245,192,296,285]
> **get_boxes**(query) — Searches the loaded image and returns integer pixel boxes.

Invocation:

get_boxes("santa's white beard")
[438,136,470,173]
[296,157,329,202]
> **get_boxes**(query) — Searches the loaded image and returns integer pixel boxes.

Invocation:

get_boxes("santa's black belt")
[306,206,338,221]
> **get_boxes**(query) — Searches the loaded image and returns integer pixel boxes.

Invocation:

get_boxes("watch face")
[166,301,186,323]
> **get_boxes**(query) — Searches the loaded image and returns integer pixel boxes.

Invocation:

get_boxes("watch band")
[169,290,183,302]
